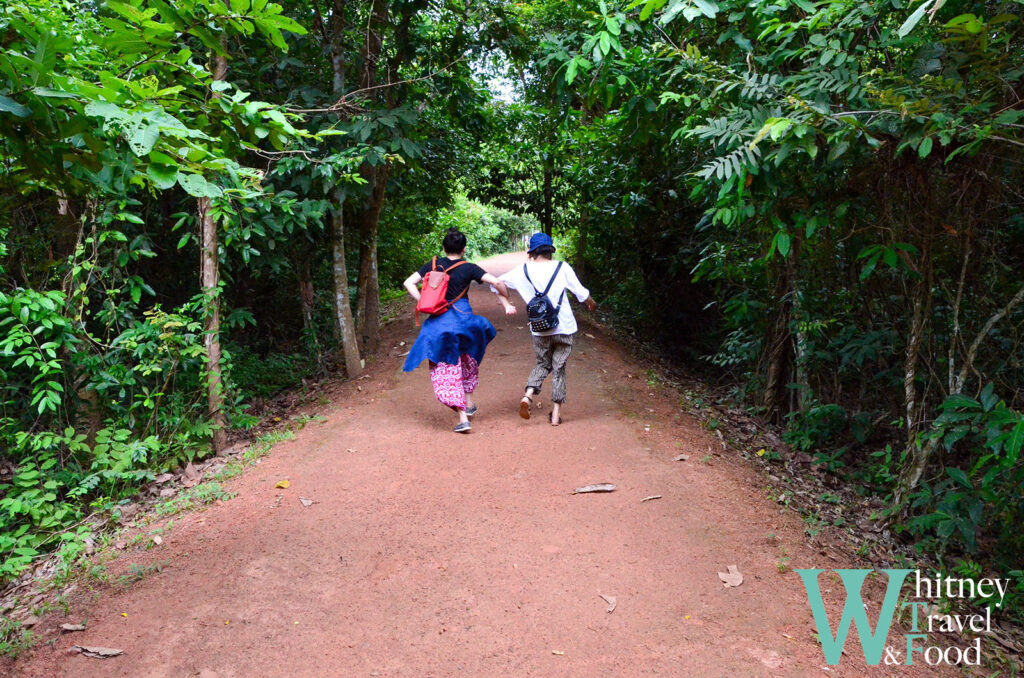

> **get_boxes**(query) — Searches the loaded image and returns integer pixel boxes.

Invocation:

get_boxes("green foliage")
[485,0,1024,596]
[231,351,316,399]
[904,388,1024,561]
[429,194,537,260]
[0,0,311,584]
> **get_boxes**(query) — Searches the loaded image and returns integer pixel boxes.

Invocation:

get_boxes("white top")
[496,260,590,336]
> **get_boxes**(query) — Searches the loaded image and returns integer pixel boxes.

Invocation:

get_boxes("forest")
[2,0,1023,632]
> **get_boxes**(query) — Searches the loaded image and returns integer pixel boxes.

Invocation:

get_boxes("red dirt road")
[13,253,946,677]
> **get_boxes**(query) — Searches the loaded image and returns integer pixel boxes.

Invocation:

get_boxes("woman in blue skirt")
[402,229,516,433]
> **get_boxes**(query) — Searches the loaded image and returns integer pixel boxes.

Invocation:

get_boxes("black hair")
[529,244,556,259]
[442,228,467,254]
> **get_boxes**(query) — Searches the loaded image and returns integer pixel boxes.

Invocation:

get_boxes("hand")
[584,297,598,311]
[504,304,517,316]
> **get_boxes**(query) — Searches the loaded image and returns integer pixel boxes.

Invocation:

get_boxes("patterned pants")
[429,354,479,410]
[526,333,574,403]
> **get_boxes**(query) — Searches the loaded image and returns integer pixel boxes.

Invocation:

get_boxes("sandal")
[453,421,471,434]
[519,395,532,420]
[548,412,561,427]
[465,404,478,417]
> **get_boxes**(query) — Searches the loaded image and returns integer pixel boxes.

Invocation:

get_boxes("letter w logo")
[796,569,912,665]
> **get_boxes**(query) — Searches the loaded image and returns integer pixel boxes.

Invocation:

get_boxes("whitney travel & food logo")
[797,568,1010,667]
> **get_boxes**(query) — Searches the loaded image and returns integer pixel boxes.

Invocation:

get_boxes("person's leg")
[548,334,574,425]
[521,335,554,419]
[525,334,554,393]
[460,354,480,415]
[429,361,470,429]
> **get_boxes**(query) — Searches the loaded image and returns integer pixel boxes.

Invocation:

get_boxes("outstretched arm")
[482,273,517,316]
[403,272,423,302]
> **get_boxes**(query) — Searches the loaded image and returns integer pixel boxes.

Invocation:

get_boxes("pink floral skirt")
[429,354,479,410]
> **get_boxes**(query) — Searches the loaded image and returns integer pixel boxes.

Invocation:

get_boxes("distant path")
[14,253,942,677]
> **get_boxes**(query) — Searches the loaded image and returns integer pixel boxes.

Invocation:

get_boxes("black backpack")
[523,261,565,332]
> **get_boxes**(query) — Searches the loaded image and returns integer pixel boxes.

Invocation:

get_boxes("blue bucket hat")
[527,232,555,253]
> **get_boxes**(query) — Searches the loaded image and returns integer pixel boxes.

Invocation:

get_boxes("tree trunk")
[787,253,811,412]
[354,163,389,355]
[293,241,320,361]
[321,0,362,378]
[542,156,553,236]
[330,195,363,378]
[761,264,793,423]
[200,51,229,454]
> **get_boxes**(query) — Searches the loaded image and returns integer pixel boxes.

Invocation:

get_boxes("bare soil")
[11,253,949,677]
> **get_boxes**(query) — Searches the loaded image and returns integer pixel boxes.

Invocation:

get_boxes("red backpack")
[416,257,467,325]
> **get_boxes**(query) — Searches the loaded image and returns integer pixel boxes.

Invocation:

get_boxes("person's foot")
[453,421,471,433]
[519,395,532,420]
[465,404,478,417]
[550,404,561,426]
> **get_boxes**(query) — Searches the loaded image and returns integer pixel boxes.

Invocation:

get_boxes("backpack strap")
[542,261,564,297]
[552,287,566,312]
[444,260,467,273]
[523,261,563,297]
[523,263,536,293]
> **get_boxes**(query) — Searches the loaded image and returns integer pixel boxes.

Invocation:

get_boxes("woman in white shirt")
[494,233,597,425]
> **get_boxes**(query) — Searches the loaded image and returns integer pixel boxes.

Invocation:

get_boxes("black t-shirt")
[418,257,487,302]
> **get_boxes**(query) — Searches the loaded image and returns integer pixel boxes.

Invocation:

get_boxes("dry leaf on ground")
[299,497,314,507]
[640,495,662,503]
[151,535,162,546]
[599,594,617,613]
[275,480,290,489]
[573,483,616,494]
[673,454,688,462]
[718,565,743,588]
[71,645,123,658]
[60,623,86,632]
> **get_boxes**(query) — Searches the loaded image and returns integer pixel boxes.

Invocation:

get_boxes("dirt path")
[13,253,944,677]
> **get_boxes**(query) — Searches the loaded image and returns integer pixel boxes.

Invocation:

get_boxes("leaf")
[151,534,162,546]
[599,594,617,613]
[177,173,222,198]
[128,125,160,156]
[718,564,743,587]
[673,454,688,461]
[573,483,616,494]
[918,137,933,158]
[775,233,791,258]
[942,394,980,411]
[1006,421,1024,461]
[147,163,179,190]
[71,646,124,658]
[32,32,56,85]
[946,467,971,489]
[898,0,933,39]
[275,480,290,489]
[979,382,998,411]
[692,0,719,18]
[0,95,31,118]
[566,58,578,85]
[299,496,314,507]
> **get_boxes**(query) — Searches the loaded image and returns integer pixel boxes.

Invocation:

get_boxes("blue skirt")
[403,298,496,371]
